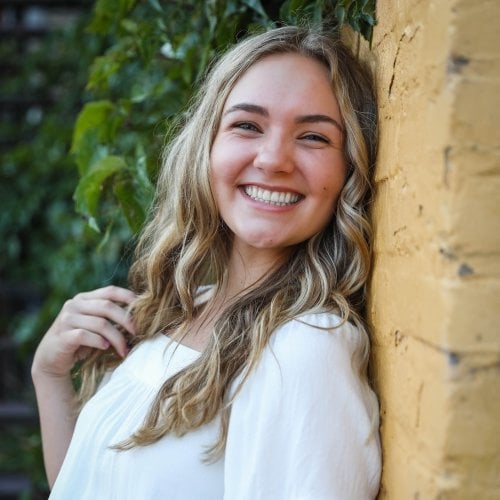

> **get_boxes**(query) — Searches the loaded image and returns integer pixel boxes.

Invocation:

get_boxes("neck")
[222,242,291,299]
[179,244,291,352]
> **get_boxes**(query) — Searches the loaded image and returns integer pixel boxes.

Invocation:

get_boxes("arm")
[224,315,381,500]
[31,285,136,487]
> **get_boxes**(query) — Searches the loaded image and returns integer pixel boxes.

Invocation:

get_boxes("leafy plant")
[1,15,130,350]
[0,13,129,497]
[72,0,376,240]
[1,0,375,495]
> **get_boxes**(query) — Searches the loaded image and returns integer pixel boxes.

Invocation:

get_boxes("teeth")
[244,186,300,206]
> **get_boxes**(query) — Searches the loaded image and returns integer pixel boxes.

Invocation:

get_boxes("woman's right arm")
[31,285,136,487]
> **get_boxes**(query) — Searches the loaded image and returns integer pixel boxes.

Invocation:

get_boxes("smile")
[243,185,302,206]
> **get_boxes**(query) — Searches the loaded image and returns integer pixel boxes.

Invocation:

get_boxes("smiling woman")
[211,53,347,256]
[32,26,380,499]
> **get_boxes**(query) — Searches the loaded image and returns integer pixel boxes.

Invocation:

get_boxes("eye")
[300,133,330,144]
[233,121,261,133]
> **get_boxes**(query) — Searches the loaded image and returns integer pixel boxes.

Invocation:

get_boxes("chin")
[246,239,293,254]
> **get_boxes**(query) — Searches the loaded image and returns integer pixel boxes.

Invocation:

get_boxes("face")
[210,53,347,261]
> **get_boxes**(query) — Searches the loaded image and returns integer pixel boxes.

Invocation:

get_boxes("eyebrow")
[296,114,344,134]
[224,103,344,133]
[224,103,269,117]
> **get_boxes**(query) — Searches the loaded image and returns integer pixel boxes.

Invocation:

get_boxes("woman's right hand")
[32,285,136,380]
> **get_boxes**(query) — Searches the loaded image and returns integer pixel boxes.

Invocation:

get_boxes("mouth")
[242,185,303,206]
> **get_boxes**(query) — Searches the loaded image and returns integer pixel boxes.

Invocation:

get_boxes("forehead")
[223,53,340,116]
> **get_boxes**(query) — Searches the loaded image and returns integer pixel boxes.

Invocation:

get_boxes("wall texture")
[364,0,500,497]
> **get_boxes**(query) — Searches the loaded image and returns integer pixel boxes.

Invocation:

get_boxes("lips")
[243,185,302,206]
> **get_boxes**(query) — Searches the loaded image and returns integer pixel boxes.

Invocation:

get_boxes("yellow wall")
[364,0,500,497]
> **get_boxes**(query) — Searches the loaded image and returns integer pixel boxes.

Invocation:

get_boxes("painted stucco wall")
[362,0,500,497]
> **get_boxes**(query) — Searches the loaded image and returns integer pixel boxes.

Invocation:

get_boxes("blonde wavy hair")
[79,25,378,459]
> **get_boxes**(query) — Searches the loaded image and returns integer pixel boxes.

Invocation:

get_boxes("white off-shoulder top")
[49,312,381,499]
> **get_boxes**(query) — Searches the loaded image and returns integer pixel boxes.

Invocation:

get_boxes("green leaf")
[97,220,114,251]
[134,143,154,195]
[71,100,126,174]
[71,100,115,154]
[88,0,138,34]
[113,176,148,233]
[72,131,109,176]
[242,0,269,19]
[335,5,346,24]
[120,18,139,34]
[88,216,101,234]
[147,0,163,14]
[311,0,323,27]
[88,0,122,33]
[74,155,127,225]
[87,55,121,92]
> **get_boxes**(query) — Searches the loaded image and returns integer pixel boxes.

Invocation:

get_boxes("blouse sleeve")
[223,313,381,500]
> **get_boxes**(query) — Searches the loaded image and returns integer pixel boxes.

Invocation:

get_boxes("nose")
[254,134,294,174]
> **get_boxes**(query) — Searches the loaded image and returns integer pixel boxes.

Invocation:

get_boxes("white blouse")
[49,312,381,499]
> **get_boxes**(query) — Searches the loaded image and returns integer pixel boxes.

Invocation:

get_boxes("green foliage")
[72,0,376,239]
[335,0,376,42]
[279,0,375,40]
[0,426,46,495]
[0,16,129,494]
[1,15,131,344]
[0,0,376,494]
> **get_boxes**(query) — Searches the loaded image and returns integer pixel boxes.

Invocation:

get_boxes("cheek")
[209,157,238,216]
[210,142,251,193]
[209,161,229,196]
[209,143,227,189]
[210,138,232,181]
[315,173,346,222]
[318,167,346,199]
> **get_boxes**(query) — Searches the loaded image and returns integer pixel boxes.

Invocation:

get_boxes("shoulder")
[266,311,367,376]
[226,311,380,498]
[230,311,369,400]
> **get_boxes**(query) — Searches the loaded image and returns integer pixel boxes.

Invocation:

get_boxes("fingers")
[63,299,135,336]
[77,285,136,305]
[58,286,137,358]
[67,328,111,352]
[63,286,136,332]
[65,315,129,358]
[34,286,138,378]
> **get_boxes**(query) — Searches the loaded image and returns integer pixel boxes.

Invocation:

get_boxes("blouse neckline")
[159,334,203,355]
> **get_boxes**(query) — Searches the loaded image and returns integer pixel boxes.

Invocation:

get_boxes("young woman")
[32,26,381,499]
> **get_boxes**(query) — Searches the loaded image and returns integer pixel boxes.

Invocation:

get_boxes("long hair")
[78,25,378,459]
